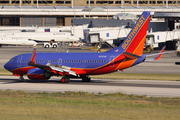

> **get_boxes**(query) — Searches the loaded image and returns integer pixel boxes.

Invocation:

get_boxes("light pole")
[37,0,39,8]
[71,0,73,8]
[121,0,123,8]
[89,0,90,19]
[137,0,138,8]
[19,0,21,8]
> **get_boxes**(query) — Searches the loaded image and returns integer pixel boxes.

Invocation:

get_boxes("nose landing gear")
[19,75,24,81]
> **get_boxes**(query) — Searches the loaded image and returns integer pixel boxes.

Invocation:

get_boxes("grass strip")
[91,72,180,81]
[1,69,180,81]
[0,69,12,76]
[0,90,180,120]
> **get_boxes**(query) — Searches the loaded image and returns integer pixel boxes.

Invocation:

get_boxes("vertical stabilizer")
[106,11,150,56]
[29,48,36,63]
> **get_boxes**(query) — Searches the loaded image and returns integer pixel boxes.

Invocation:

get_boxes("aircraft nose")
[4,62,10,71]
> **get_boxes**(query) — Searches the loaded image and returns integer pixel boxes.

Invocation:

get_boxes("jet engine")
[27,68,51,80]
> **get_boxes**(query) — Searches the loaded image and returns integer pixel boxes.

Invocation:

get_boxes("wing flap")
[49,66,76,76]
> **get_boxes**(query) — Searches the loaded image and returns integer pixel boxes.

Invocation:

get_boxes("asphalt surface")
[0,76,180,97]
[0,46,180,97]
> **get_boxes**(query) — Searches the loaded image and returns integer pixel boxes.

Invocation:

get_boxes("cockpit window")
[9,59,13,62]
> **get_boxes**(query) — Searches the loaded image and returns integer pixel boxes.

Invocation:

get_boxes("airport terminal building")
[0,1,180,50]
[1,0,180,7]
[0,0,180,27]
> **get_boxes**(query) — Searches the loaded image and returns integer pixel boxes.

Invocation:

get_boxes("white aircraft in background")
[0,37,37,46]
[0,25,88,47]
[5,32,79,42]
[0,32,80,48]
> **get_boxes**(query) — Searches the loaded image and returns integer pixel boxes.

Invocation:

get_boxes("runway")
[0,76,180,97]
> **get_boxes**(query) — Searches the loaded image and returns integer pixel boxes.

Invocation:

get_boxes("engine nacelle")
[27,68,50,80]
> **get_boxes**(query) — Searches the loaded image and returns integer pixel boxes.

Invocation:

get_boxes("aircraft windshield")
[9,59,13,62]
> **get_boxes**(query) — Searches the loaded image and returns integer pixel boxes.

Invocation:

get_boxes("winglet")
[29,48,36,63]
[154,46,166,60]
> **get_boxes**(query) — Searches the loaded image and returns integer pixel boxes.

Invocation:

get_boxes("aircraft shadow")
[0,78,179,89]
[0,77,105,84]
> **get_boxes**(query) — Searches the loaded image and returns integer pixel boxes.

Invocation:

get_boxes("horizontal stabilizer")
[145,46,166,62]
[123,52,141,60]
[154,46,166,60]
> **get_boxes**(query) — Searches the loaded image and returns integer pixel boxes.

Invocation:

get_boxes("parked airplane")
[0,32,79,47]
[4,11,165,83]
[0,37,37,46]
[5,32,79,42]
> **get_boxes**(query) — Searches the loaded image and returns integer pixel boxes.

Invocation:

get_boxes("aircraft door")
[109,56,115,67]
[58,58,62,66]
[17,55,23,67]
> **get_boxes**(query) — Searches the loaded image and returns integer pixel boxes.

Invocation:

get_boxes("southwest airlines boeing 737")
[4,11,166,83]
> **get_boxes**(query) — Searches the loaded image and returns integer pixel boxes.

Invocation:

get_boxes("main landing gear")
[61,75,70,83]
[82,76,91,82]
[61,75,91,83]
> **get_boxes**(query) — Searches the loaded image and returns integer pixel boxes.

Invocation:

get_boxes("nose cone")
[4,62,10,71]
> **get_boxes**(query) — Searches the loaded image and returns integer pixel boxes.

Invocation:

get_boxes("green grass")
[0,69,12,75]
[91,72,180,81]
[0,90,180,120]
[1,69,180,81]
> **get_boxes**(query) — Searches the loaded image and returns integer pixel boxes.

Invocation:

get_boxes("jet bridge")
[146,30,180,50]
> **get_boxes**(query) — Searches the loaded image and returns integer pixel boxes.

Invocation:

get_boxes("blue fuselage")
[4,52,146,75]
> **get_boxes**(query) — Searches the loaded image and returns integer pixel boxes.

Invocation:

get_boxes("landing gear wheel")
[82,76,91,82]
[61,76,70,83]
[53,44,57,48]
[45,44,49,48]
[44,72,51,80]
[19,75,24,81]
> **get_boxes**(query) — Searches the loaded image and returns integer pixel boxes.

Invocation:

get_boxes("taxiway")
[0,75,179,97]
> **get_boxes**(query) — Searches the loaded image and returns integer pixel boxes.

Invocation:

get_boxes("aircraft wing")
[49,66,76,76]
[145,46,174,61]
[28,48,77,76]
[28,61,77,76]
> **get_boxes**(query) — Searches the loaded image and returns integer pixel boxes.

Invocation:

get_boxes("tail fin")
[29,48,36,63]
[106,11,150,56]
